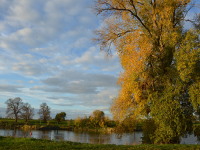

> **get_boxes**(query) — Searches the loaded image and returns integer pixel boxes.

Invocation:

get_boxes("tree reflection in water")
[88,133,111,144]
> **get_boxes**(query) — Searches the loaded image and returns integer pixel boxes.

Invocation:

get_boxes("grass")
[0,118,75,130]
[0,136,200,150]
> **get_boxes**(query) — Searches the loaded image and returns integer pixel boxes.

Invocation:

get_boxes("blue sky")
[0,0,199,119]
[0,0,121,118]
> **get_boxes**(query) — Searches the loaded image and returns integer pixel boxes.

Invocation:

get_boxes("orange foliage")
[95,0,191,121]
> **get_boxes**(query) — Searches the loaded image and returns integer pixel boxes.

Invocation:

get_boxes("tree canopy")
[90,110,105,127]
[5,97,34,123]
[5,97,23,122]
[55,112,66,123]
[21,103,34,122]
[38,103,51,122]
[95,0,200,144]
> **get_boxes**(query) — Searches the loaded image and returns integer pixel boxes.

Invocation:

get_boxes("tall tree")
[20,103,34,122]
[38,103,51,122]
[95,0,199,143]
[5,97,23,122]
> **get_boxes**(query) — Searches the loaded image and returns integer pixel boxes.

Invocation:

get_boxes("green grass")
[0,118,74,125]
[0,118,75,130]
[0,136,199,150]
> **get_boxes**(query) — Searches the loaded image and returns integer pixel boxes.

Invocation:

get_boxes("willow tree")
[94,0,199,143]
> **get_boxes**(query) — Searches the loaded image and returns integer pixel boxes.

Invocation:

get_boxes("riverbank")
[0,118,114,131]
[0,120,114,134]
[1,118,199,135]
[0,118,144,133]
[0,136,199,150]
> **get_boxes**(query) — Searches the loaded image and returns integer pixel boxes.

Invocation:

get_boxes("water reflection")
[37,130,51,140]
[87,133,111,144]
[0,129,199,145]
[53,130,65,141]
[181,133,200,144]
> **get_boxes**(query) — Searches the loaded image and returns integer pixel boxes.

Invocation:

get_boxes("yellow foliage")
[95,0,194,124]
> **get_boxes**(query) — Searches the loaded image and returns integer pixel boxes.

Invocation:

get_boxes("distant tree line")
[4,97,115,128]
[5,97,34,122]
[4,97,54,123]
[4,97,115,129]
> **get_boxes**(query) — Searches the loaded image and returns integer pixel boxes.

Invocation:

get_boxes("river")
[0,129,199,145]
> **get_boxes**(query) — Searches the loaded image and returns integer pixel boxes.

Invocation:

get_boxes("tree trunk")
[15,115,18,122]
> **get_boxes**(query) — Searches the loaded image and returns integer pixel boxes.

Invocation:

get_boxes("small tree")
[38,103,51,122]
[55,112,66,123]
[20,103,34,122]
[90,110,105,128]
[5,97,23,122]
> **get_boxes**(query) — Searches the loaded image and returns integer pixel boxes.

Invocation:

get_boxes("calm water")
[0,129,199,145]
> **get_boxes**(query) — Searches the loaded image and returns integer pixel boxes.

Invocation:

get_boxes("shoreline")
[0,136,199,150]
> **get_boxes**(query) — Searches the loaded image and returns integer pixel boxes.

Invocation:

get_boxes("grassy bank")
[0,118,118,133]
[0,118,74,130]
[0,136,199,150]
[0,118,113,133]
[0,118,142,132]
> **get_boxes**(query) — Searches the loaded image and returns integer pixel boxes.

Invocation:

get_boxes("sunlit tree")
[90,110,105,128]
[95,0,199,143]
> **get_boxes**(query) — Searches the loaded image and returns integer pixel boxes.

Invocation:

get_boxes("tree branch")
[100,2,152,36]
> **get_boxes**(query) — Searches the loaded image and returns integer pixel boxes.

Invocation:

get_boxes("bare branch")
[96,1,152,36]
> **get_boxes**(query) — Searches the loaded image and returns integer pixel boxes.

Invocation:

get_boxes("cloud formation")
[0,84,23,93]
[0,0,120,118]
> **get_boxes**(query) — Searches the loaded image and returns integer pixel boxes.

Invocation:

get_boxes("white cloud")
[31,69,118,94]
[0,0,121,118]
[42,87,119,118]
[0,0,97,51]
[8,0,40,23]
[60,46,121,73]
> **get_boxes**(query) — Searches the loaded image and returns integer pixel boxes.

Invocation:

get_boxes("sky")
[0,0,199,119]
[0,0,122,119]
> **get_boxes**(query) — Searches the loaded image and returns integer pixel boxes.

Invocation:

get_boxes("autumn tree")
[74,116,91,128]
[90,110,105,128]
[38,103,51,122]
[5,97,23,122]
[55,112,66,123]
[20,103,34,122]
[95,0,199,144]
